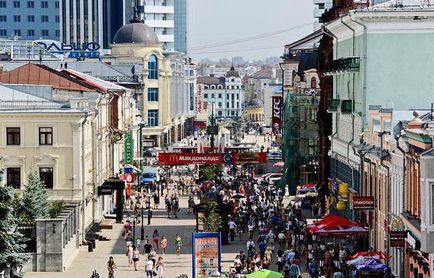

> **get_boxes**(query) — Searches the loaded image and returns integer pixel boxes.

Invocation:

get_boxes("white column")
[87,0,93,41]
[72,0,78,43]
[80,0,85,44]
[98,0,103,47]
[59,0,64,42]
[65,0,71,44]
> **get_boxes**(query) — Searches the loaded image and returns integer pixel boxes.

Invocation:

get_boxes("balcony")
[324,57,360,75]
[327,99,340,113]
[341,100,354,114]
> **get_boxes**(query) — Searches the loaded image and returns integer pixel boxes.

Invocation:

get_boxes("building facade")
[198,66,244,119]
[313,0,333,30]
[0,0,60,40]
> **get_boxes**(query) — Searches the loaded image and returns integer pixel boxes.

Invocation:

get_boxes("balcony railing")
[341,100,354,114]
[327,99,340,112]
[324,57,360,75]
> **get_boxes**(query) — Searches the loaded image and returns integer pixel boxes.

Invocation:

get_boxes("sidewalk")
[24,196,247,278]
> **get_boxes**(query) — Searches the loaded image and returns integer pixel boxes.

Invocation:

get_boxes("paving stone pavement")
[24,196,249,278]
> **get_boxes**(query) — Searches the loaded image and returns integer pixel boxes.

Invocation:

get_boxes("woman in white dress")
[156,256,164,278]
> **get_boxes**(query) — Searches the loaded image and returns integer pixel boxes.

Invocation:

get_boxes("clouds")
[188,0,314,60]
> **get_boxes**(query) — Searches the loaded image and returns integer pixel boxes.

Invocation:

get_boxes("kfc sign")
[196,84,203,113]
[272,96,283,134]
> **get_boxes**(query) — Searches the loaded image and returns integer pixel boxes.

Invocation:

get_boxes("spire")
[230,59,235,71]
[130,0,142,23]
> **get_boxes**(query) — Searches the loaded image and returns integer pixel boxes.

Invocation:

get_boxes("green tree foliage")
[0,186,29,276]
[199,201,222,232]
[48,200,65,218]
[22,172,49,221]
[199,164,223,181]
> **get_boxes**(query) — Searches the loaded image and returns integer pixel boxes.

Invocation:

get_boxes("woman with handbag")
[156,256,165,278]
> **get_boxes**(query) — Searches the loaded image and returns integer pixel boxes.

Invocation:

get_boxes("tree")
[199,164,223,182]
[0,186,29,277]
[199,201,222,233]
[22,172,49,221]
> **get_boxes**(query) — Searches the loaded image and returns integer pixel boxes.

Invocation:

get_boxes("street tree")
[0,186,29,277]
[199,201,222,233]
[22,172,49,221]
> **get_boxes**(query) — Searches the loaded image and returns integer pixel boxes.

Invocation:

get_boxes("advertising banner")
[389,231,407,247]
[272,96,283,134]
[196,84,203,114]
[352,196,375,210]
[124,131,134,165]
[233,152,267,164]
[158,153,223,165]
[192,233,221,278]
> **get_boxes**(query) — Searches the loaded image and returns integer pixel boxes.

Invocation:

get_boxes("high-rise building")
[0,0,60,41]
[313,0,333,30]
[174,0,187,53]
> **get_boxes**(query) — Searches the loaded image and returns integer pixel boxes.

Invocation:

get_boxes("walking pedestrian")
[228,219,237,241]
[161,235,168,255]
[125,243,133,267]
[175,234,182,256]
[132,245,140,271]
[107,256,117,278]
[145,256,154,278]
[156,256,165,278]
[152,229,159,250]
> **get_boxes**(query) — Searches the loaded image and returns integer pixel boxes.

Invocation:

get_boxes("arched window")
[311,77,317,88]
[148,54,158,80]
[211,85,215,89]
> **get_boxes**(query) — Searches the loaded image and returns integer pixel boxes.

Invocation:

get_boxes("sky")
[187,0,314,61]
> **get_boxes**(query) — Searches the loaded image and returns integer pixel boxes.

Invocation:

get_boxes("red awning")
[273,161,284,167]
[313,226,369,237]
[348,251,391,260]
[306,215,364,234]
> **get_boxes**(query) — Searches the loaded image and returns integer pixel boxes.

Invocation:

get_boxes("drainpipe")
[340,17,356,164]
[348,12,368,128]
[81,112,89,244]
[379,132,391,264]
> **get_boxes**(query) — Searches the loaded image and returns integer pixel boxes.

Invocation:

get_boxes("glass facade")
[174,0,187,53]
[0,0,59,40]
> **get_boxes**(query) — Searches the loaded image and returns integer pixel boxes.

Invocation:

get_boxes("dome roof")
[112,22,159,45]
[247,98,264,108]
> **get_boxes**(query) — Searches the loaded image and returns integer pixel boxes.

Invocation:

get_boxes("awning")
[313,226,369,237]
[273,161,284,167]
[353,258,390,272]
[306,214,367,236]
[348,251,391,260]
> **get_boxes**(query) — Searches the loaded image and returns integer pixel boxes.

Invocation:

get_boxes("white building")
[143,0,175,51]
[198,66,244,119]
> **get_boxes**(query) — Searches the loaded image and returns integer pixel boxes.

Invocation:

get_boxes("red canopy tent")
[348,251,391,260]
[306,215,368,236]
[273,161,284,168]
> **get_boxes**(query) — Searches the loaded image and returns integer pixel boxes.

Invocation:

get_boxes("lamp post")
[147,195,152,225]
[141,200,145,240]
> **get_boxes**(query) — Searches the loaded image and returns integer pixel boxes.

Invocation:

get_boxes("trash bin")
[88,242,93,252]
[91,239,96,249]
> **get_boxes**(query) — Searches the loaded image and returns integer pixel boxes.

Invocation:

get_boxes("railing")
[324,57,360,75]
[0,100,70,109]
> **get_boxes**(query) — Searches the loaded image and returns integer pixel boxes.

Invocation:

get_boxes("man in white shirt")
[228,220,237,241]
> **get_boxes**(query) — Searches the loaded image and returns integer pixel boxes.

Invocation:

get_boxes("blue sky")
[188,0,314,60]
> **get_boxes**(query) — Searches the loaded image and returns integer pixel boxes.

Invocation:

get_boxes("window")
[210,85,215,89]
[148,88,159,102]
[14,29,21,36]
[14,15,21,22]
[204,93,208,99]
[39,127,53,145]
[0,30,6,36]
[7,127,20,145]
[147,110,159,127]
[28,15,35,22]
[55,15,60,23]
[218,93,222,98]
[41,1,48,8]
[0,16,6,22]
[218,102,222,108]
[0,1,6,8]
[41,15,49,22]
[41,30,49,36]
[311,77,317,88]
[236,94,239,100]
[27,29,35,36]
[148,54,158,80]
[6,168,21,189]
[13,1,20,8]
[39,167,53,189]
[55,30,60,37]
[226,103,229,109]
[27,1,34,8]
[211,94,215,99]
[218,111,222,116]
[318,3,325,9]
[55,1,59,8]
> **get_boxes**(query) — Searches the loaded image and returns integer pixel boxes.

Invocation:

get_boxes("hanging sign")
[272,96,283,134]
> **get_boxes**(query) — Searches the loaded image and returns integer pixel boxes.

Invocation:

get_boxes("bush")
[48,200,65,218]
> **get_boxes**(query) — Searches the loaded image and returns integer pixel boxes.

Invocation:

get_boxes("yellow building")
[244,97,264,124]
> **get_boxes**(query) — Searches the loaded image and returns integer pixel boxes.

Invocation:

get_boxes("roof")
[197,76,225,85]
[284,29,322,51]
[246,98,264,108]
[225,66,240,78]
[62,69,127,92]
[297,51,319,75]
[112,22,159,45]
[0,63,95,92]
[0,84,50,102]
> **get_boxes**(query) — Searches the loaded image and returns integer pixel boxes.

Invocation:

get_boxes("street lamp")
[141,199,145,240]
[147,195,153,225]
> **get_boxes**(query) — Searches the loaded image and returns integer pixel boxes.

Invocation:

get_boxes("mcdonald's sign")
[158,153,223,165]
